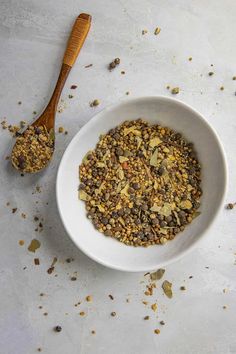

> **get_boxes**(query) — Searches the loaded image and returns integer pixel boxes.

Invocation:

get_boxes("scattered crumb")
[40,293,44,297]
[180,286,186,291]
[233,76,236,80]
[33,111,37,115]
[21,213,26,219]
[160,320,165,325]
[121,71,125,75]
[19,240,25,246]
[91,330,96,334]
[65,131,68,135]
[58,127,64,133]
[54,325,62,332]
[38,306,43,309]
[6,202,10,206]
[12,208,17,213]
[220,86,224,91]
[34,216,39,222]
[47,257,57,274]
[189,275,193,279]
[43,312,48,316]
[20,120,26,128]
[171,87,180,94]
[85,64,93,68]
[223,305,227,309]
[154,27,161,35]
[223,288,228,293]
[151,303,158,312]
[154,329,160,334]
[142,301,148,305]
[66,257,74,263]
[126,91,130,95]
[188,57,192,61]
[70,85,77,89]
[79,311,85,316]
[144,316,150,320]
[208,72,214,76]
[142,29,148,35]
[166,85,170,90]
[37,348,42,352]
[68,94,73,99]
[28,239,41,253]
[86,295,92,302]
[18,101,22,105]
[34,258,40,265]
[71,276,77,281]
[226,202,235,210]
[111,311,116,317]
[126,298,130,303]
[108,294,114,300]
[90,99,100,107]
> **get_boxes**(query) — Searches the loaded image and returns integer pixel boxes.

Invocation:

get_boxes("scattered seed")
[12,208,17,213]
[86,295,92,302]
[160,320,165,325]
[126,91,130,95]
[144,316,150,320]
[71,276,77,281]
[154,27,161,35]
[166,85,170,89]
[208,72,214,76]
[43,312,48,316]
[108,294,114,300]
[111,311,116,317]
[18,101,22,105]
[220,86,224,90]
[90,99,100,107]
[188,57,192,61]
[54,326,62,332]
[70,85,77,89]
[68,94,73,99]
[232,76,236,80]
[91,330,96,334]
[85,64,93,68]
[34,258,40,265]
[223,305,227,309]
[171,87,180,94]
[79,311,85,316]
[226,203,235,210]
[121,71,125,75]
[58,127,64,133]
[180,286,186,291]
[19,240,24,246]
[154,329,160,334]
[142,29,148,35]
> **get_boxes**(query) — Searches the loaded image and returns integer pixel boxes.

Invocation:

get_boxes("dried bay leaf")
[123,126,141,136]
[120,183,130,196]
[192,211,201,219]
[162,280,173,298]
[96,162,106,168]
[150,148,158,166]
[79,190,90,201]
[179,200,193,210]
[150,269,165,281]
[149,136,162,148]
[119,156,129,163]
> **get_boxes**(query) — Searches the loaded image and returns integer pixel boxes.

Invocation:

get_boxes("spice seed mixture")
[79,119,202,247]
[11,125,54,173]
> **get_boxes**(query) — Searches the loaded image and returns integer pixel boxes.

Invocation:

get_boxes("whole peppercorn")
[54,325,62,332]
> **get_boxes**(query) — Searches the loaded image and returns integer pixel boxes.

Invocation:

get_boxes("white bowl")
[56,96,227,272]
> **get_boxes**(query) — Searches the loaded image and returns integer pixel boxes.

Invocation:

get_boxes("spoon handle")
[63,13,92,67]
[38,14,91,129]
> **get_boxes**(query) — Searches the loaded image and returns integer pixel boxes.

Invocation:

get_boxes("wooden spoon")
[11,13,91,173]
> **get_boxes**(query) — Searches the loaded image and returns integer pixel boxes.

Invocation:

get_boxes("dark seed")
[104,230,112,236]
[101,217,108,225]
[54,326,62,332]
[116,147,124,156]
[165,216,172,223]
[114,58,120,65]
[141,204,148,211]
[132,182,140,190]
[158,166,165,176]
[109,61,116,69]
[152,218,159,226]
[160,220,167,227]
